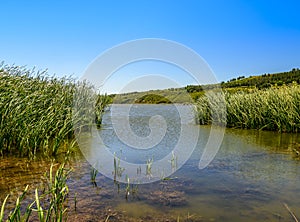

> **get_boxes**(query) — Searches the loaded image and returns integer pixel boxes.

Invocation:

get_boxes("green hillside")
[112,88,192,104]
[186,68,300,93]
[113,68,300,104]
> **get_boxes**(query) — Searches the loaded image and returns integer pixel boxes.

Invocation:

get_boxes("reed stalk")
[0,63,109,157]
[195,84,300,132]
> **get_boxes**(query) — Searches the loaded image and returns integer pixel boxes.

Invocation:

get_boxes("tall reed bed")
[195,84,300,132]
[0,64,108,157]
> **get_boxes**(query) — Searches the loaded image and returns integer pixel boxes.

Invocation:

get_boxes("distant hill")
[224,68,300,89]
[111,68,300,103]
[112,88,192,104]
[186,68,300,93]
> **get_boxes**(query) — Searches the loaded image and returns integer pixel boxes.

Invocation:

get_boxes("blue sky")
[1,0,300,93]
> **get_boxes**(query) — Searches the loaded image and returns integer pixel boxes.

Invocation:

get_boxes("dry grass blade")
[283,202,299,222]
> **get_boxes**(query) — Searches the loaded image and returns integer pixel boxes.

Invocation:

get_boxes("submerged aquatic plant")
[136,166,142,175]
[125,176,130,200]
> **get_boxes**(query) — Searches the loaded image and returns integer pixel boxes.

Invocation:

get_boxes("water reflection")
[1,105,300,221]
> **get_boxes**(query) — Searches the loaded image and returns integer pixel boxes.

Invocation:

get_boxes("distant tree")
[277,81,284,86]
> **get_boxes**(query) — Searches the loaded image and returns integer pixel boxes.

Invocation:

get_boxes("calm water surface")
[1,104,300,221]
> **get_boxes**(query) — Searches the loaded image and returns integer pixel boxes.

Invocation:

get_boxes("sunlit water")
[1,104,300,221]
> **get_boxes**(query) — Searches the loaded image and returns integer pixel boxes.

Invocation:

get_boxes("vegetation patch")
[196,84,300,132]
[0,64,109,158]
[134,94,172,104]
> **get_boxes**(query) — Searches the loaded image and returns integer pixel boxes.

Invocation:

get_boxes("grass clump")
[0,163,71,222]
[195,84,300,132]
[0,63,109,158]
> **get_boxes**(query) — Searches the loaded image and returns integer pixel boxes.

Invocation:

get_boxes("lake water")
[1,104,300,221]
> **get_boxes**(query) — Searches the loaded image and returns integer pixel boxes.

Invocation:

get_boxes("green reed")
[90,166,98,187]
[0,63,109,157]
[195,84,300,132]
[113,153,125,181]
[0,195,8,221]
[124,175,139,200]
[146,158,153,176]
[0,163,71,222]
[95,94,111,128]
[125,176,130,200]
[0,185,34,222]
[43,163,71,221]
[170,151,177,170]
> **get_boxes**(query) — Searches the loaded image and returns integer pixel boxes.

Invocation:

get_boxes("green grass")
[187,68,300,92]
[0,163,71,222]
[110,68,300,105]
[113,153,125,181]
[112,88,192,104]
[195,84,300,132]
[146,158,153,176]
[1,185,34,222]
[134,94,172,104]
[0,64,109,158]
[90,166,98,187]
[95,94,112,128]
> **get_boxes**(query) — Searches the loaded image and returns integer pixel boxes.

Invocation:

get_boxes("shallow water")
[1,104,300,221]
